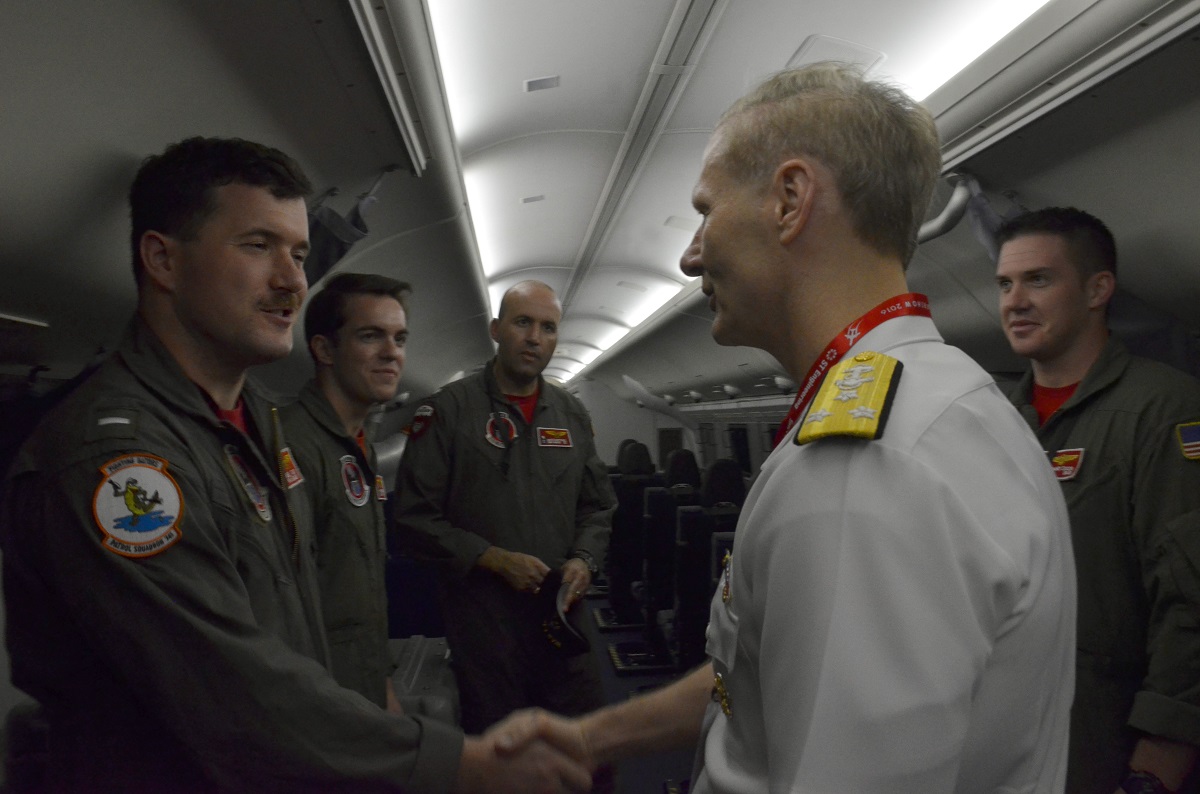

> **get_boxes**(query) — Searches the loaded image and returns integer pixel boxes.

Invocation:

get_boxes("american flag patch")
[1178,422,1200,460]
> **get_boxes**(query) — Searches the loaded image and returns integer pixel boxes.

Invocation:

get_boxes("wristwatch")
[1121,771,1173,794]
[571,550,598,576]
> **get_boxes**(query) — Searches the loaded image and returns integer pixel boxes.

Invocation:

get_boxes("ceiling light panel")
[587,130,709,279]
[667,1,1054,132]
[572,269,687,328]
[464,132,622,278]
[427,0,676,155]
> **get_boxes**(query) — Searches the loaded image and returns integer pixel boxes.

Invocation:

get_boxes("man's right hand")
[454,732,592,794]
[478,546,550,593]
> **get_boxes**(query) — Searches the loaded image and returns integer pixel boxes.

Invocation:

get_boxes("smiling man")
[395,280,615,788]
[996,207,1200,794]
[280,272,411,713]
[499,62,1076,793]
[0,138,593,793]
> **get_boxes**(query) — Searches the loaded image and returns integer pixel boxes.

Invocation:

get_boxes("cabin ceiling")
[2,0,1199,409]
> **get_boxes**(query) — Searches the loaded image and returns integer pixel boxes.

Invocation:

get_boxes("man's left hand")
[561,558,591,610]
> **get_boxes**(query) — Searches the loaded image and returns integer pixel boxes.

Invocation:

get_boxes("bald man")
[394,282,615,756]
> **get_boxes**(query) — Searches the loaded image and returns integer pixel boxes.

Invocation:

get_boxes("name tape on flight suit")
[537,427,572,447]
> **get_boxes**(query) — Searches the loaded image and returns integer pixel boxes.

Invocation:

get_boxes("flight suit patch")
[1177,422,1200,460]
[375,474,388,501]
[340,456,370,507]
[485,412,518,449]
[225,446,271,522]
[1049,448,1085,480]
[537,427,572,447]
[278,446,304,489]
[92,453,183,558]
[408,404,435,438]
[795,352,901,445]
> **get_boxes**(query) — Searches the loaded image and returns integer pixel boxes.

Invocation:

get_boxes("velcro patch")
[795,352,901,445]
[92,453,183,558]
[278,446,304,489]
[340,456,370,507]
[1049,448,1084,480]
[225,446,271,522]
[537,427,573,448]
[408,404,435,439]
[1177,422,1200,460]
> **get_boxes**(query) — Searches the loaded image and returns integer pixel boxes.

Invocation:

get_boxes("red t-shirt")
[215,400,248,434]
[505,390,539,425]
[1031,382,1078,426]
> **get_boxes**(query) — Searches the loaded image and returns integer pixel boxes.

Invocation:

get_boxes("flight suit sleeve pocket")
[1163,508,1200,626]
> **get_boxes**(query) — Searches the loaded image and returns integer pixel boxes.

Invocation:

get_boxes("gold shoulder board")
[795,352,902,445]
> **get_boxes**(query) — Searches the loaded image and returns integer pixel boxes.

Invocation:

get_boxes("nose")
[680,228,703,278]
[271,248,307,296]
[380,337,403,359]
[1000,281,1027,314]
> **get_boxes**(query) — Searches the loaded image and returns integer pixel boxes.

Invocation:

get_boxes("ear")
[310,334,336,366]
[1086,270,1116,310]
[775,159,816,246]
[489,318,500,344]
[139,231,178,291]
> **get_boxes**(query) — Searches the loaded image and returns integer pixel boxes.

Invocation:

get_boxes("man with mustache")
[280,272,411,714]
[0,137,592,793]
[995,207,1200,794]
[395,280,615,787]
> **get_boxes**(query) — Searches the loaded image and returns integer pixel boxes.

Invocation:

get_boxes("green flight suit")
[0,319,462,793]
[279,381,393,708]
[1010,337,1200,794]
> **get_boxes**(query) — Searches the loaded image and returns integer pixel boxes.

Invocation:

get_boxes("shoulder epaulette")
[795,351,902,445]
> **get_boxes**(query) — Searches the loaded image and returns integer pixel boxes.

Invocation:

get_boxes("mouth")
[261,296,301,324]
[1006,319,1037,334]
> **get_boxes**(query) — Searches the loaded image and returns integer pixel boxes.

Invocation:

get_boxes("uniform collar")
[483,357,545,408]
[846,314,944,358]
[118,316,278,443]
[1011,335,1130,419]
[297,379,368,442]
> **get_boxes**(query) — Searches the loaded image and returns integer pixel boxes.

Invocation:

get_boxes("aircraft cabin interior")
[3,0,1200,789]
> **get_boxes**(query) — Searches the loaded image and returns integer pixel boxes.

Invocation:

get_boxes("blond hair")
[718,62,941,265]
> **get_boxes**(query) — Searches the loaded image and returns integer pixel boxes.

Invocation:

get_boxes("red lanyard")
[772,293,931,447]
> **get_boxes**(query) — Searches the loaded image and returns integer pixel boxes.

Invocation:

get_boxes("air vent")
[616,280,647,293]
[521,194,545,204]
[524,75,561,92]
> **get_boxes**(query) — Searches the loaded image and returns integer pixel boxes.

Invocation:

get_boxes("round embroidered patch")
[341,455,370,507]
[485,412,518,449]
[92,453,184,558]
[409,404,435,438]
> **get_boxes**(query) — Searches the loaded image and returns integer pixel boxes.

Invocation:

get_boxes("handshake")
[455,709,598,794]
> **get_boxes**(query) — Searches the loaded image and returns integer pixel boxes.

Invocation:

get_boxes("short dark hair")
[996,206,1117,279]
[129,136,313,283]
[303,272,412,358]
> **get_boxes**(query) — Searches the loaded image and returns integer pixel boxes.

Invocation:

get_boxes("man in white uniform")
[497,62,1077,792]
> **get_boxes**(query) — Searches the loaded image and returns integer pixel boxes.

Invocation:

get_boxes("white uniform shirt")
[692,316,1076,794]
